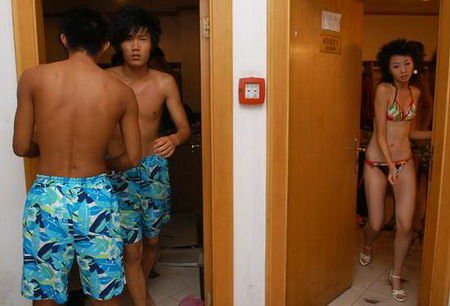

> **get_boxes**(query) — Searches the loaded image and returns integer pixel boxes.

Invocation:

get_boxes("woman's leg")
[362,163,388,257]
[392,161,416,290]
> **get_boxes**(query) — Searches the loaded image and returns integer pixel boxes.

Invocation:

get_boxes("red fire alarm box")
[238,77,265,104]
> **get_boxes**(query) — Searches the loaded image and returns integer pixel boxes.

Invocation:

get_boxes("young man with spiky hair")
[108,6,191,306]
[13,7,141,306]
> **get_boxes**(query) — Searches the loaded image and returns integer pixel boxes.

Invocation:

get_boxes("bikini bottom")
[365,156,413,177]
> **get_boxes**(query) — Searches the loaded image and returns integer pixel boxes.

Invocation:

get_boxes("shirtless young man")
[108,6,191,306]
[13,8,141,306]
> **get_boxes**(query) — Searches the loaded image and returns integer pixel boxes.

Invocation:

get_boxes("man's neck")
[122,64,150,81]
[68,50,97,63]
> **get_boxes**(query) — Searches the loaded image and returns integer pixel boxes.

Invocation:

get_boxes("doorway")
[43,4,203,302]
[348,2,439,304]
[267,0,450,305]
[11,0,233,305]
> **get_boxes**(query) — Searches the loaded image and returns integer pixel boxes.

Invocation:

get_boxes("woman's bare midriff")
[366,121,413,162]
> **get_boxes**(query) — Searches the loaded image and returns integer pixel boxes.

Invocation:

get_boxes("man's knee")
[124,241,143,263]
[144,236,159,247]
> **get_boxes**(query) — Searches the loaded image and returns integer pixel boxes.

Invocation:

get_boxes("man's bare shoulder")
[106,66,123,79]
[151,69,174,82]
[105,66,136,98]
[18,62,64,90]
[19,62,61,80]
[150,69,177,90]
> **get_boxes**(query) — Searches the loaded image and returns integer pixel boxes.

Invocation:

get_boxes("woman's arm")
[410,87,431,140]
[410,130,432,140]
[373,83,398,184]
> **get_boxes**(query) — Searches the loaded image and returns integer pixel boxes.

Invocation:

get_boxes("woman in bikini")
[359,39,432,302]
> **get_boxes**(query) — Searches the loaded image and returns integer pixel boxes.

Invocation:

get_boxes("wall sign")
[322,10,342,32]
[320,34,342,54]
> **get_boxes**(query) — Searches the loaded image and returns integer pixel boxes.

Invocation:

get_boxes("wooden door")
[286,0,363,304]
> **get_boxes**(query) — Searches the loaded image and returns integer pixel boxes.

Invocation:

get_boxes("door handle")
[344,136,365,174]
[191,143,202,153]
[344,146,365,152]
[345,136,366,152]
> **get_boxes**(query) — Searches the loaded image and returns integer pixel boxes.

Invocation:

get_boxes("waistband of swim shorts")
[108,155,168,177]
[141,154,167,165]
[35,173,108,187]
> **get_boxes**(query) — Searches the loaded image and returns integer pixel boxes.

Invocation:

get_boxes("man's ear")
[100,41,111,54]
[60,33,68,48]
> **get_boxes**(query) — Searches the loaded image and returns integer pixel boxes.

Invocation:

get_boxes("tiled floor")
[85,210,422,306]
[118,264,201,306]
[84,264,201,306]
[328,228,423,306]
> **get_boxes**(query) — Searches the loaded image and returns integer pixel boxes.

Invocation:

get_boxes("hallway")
[329,228,422,305]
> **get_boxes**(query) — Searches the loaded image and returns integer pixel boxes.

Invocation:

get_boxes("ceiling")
[363,0,439,15]
[43,0,199,15]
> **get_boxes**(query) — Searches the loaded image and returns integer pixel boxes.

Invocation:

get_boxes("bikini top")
[386,85,417,122]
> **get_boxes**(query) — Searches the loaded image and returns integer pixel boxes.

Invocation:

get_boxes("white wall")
[0,1,29,305]
[233,0,267,305]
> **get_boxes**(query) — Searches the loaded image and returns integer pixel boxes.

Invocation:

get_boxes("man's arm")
[106,88,142,171]
[153,74,191,158]
[13,70,40,157]
[106,126,129,171]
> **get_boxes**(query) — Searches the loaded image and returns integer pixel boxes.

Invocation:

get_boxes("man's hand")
[153,135,179,158]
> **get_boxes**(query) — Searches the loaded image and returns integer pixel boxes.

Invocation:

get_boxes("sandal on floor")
[389,271,406,302]
[359,245,372,266]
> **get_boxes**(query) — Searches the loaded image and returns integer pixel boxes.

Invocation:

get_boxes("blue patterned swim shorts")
[21,174,125,304]
[108,155,171,244]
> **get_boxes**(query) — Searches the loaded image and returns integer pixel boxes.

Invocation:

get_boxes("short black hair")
[60,7,109,56]
[376,38,423,83]
[111,6,161,58]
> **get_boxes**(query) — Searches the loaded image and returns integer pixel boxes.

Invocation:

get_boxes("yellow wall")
[180,10,201,113]
[363,15,439,61]
[44,10,200,112]
[44,17,116,64]
[159,15,182,62]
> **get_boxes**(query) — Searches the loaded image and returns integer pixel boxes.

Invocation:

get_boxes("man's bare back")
[107,67,190,157]
[13,53,141,177]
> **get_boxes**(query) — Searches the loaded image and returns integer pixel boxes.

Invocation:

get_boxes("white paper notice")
[322,10,342,32]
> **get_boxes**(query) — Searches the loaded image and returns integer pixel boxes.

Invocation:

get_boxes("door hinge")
[202,17,210,39]
[206,290,213,306]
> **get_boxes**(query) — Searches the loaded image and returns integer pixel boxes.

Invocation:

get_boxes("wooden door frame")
[11,0,233,305]
[201,0,234,305]
[266,0,290,305]
[266,1,450,305]
[419,0,450,304]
